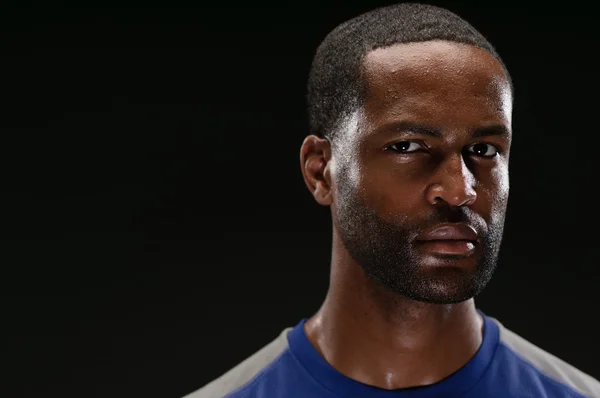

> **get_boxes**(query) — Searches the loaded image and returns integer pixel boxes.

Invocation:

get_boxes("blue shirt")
[186,312,600,397]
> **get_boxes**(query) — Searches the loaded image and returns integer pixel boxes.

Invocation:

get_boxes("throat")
[304,279,484,390]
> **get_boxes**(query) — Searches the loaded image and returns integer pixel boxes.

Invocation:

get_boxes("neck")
[304,233,484,390]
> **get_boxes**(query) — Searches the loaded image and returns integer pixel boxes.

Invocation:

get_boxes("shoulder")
[182,327,293,398]
[491,317,600,397]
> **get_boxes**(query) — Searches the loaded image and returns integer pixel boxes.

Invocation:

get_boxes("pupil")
[474,143,487,155]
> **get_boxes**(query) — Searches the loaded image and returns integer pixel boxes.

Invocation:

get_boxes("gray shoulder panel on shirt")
[494,317,600,397]
[182,327,293,398]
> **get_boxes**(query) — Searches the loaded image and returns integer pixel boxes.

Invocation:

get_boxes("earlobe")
[300,135,333,206]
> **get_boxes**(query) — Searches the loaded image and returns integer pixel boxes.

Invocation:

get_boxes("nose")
[425,155,477,207]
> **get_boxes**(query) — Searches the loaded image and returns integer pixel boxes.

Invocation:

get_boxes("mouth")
[415,239,476,256]
[415,223,479,256]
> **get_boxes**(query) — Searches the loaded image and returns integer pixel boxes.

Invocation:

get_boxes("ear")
[300,135,333,206]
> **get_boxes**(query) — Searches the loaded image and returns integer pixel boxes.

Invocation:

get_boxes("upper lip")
[417,223,479,242]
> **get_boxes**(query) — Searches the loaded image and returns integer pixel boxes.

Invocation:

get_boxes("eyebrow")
[472,124,511,138]
[377,121,511,139]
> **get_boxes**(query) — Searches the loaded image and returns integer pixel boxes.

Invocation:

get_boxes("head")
[300,3,513,304]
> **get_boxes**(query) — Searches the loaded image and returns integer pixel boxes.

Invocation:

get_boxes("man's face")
[331,41,512,304]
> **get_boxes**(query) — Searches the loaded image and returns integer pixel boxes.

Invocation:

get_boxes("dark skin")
[300,41,512,390]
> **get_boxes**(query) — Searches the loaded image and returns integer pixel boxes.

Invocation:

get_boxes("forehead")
[359,40,512,130]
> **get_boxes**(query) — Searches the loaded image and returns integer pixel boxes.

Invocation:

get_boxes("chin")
[402,266,484,304]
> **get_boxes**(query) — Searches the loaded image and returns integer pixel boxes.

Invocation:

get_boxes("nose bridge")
[427,153,477,207]
[448,153,474,185]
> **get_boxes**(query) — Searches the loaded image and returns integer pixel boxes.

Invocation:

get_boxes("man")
[186,3,600,397]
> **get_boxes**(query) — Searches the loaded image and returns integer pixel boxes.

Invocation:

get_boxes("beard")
[334,175,506,305]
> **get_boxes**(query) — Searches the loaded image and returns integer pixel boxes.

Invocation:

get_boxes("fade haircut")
[306,2,512,142]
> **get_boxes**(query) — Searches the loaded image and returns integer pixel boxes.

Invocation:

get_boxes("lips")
[416,223,479,243]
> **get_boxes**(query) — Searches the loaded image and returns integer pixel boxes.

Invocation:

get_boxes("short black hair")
[306,2,512,141]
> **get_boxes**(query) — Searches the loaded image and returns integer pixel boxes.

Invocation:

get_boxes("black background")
[2,2,598,397]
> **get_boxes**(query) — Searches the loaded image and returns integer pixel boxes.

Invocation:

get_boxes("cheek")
[358,164,426,216]
[490,163,509,204]
[475,164,510,218]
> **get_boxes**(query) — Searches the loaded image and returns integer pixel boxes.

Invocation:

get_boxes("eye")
[466,143,499,158]
[387,141,425,153]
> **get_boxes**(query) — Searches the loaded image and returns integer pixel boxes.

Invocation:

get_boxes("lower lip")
[416,240,476,256]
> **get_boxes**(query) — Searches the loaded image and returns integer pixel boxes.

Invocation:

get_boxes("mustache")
[413,206,488,237]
